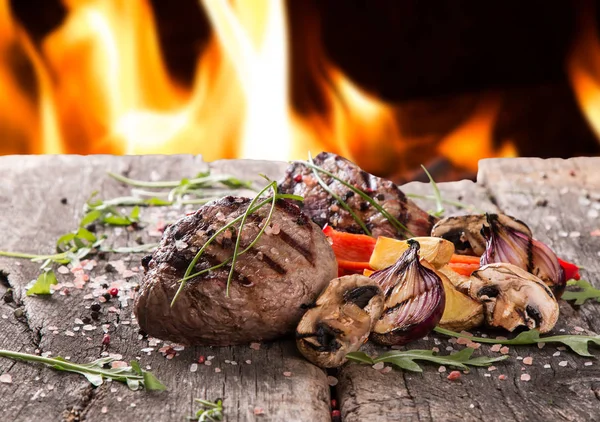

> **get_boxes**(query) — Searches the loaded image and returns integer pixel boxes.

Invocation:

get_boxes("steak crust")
[279,152,437,239]
[134,196,337,346]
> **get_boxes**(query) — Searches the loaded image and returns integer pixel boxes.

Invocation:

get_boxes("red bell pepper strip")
[558,258,580,280]
[322,226,376,274]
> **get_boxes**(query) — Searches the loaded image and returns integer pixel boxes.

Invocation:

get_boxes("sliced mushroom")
[296,275,384,368]
[431,214,531,256]
[469,263,559,333]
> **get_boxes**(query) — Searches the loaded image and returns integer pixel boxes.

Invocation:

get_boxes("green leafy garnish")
[0,350,166,391]
[421,165,444,217]
[194,398,224,421]
[296,158,414,238]
[562,279,600,305]
[26,270,58,296]
[434,326,600,357]
[84,193,141,227]
[171,182,303,306]
[346,348,508,372]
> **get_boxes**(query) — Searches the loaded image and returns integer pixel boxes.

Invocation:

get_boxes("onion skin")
[481,214,566,298]
[370,240,445,346]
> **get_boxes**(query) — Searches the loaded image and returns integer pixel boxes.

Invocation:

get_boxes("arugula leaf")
[26,270,58,296]
[346,348,508,372]
[434,326,600,357]
[0,350,166,391]
[562,279,600,305]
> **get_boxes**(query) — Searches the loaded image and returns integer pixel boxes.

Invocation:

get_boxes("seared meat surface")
[135,196,337,346]
[279,152,436,239]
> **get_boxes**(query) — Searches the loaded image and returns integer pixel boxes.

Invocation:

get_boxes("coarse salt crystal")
[500,346,510,355]
[372,362,384,370]
[523,357,533,365]
[537,343,545,349]
[65,331,75,337]
[456,337,470,345]
[82,325,96,331]
[111,361,128,369]
[245,360,252,364]
[569,231,581,238]
[466,341,481,349]
[520,374,531,381]
[283,371,292,377]
[498,375,506,380]
[438,366,447,373]
[0,374,12,384]
[204,361,212,366]
[585,362,593,366]
[544,364,551,369]
[574,326,584,332]
[553,351,560,357]
[445,346,454,352]
[130,403,136,408]
[254,407,265,415]
[74,318,84,325]
[190,363,198,373]
[487,366,497,372]
[559,361,568,367]
[101,406,108,414]
[432,347,439,353]
[484,374,491,377]
[214,368,221,373]
[140,348,153,353]
[380,366,392,374]
[57,266,69,274]
[469,404,475,409]
[207,355,215,360]
[490,344,502,352]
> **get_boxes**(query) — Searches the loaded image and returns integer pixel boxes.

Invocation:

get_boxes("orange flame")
[567,0,600,141]
[0,0,512,175]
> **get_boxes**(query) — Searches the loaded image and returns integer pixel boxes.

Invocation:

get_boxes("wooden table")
[0,155,599,421]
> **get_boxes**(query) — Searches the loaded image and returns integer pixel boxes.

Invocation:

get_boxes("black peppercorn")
[90,303,101,312]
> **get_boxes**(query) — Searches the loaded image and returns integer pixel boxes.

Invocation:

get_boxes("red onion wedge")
[481,214,566,298]
[370,239,445,346]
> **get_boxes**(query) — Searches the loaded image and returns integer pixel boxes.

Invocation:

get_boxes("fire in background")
[1,0,600,181]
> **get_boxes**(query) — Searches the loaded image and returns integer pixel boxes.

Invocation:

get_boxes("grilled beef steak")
[134,196,337,346]
[279,152,437,239]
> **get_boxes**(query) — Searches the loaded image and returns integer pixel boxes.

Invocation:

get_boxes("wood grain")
[0,155,599,421]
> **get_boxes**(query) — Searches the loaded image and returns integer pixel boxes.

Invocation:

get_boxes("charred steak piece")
[279,152,437,239]
[134,196,337,346]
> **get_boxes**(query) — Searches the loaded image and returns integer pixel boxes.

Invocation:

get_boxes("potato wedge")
[369,236,455,270]
[438,272,484,332]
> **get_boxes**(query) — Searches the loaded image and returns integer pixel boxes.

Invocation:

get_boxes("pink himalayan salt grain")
[372,362,384,370]
[490,344,502,352]
[283,372,292,377]
[520,374,531,382]
[380,366,392,374]
[254,407,265,415]
[111,361,128,369]
[523,357,533,365]
[498,374,507,380]
[447,371,461,381]
[466,341,481,349]
[456,337,471,345]
[487,366,497,372]
[250,343,261,350]
[438,366,447,373]
[500,346,510,355]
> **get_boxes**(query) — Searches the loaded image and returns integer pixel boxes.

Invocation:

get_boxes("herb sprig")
[421,165,445,217]
[562,279,600,305]
[193,398,224,421]
[171,182,303,306]
[434,327,600,357]
[296,158,414,237]
[347,348,508,372]
[0,349,166,391]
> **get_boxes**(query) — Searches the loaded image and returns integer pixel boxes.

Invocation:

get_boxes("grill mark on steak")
[278,229,314,265]
[246,247,287,274]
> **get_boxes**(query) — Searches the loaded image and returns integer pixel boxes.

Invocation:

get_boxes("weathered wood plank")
[0,155,329,422]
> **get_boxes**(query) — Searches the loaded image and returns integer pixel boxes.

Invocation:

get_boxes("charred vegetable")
[370,240,445,346]
[469,263,559,334]
[437,270,484,332]
[481,214,566,298]
[369,236,455,271]
[431,214,531,256]
[296,275,384,368]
